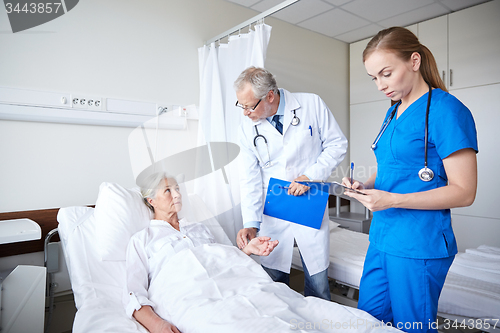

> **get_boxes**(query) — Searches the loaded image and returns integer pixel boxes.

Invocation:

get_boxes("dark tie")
[272,115,282,134]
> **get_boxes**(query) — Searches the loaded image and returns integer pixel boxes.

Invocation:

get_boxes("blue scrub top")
[370,89,478,259]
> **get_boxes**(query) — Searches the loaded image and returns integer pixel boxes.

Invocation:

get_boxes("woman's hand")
[341,174,396,212]
[344,188,396,212]
[133,306,181,333]
[151,319,181,333]
[342,176,366,191]
[243,236,279,256]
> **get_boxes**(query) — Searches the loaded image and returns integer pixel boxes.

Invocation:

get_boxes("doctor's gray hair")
[139,171,174,212]
[234,66,279,99]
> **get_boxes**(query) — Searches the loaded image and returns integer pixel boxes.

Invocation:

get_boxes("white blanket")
[149,243,401,333]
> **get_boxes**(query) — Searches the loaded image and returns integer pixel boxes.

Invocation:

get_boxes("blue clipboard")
[263,177,330,229]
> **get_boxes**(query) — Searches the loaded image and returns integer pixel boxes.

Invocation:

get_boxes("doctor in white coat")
[234,67,347,300]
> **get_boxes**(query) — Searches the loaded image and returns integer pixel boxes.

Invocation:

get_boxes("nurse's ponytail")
[363,27,448,92]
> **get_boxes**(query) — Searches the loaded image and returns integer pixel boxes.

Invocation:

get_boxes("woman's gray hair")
[234,66,279,99]
[140,171,173,212]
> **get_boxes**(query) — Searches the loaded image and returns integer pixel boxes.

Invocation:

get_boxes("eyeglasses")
[235,99,261,112]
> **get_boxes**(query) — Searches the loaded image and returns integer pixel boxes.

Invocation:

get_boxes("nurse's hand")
[342,176,366,190]
[344,188,396,212]
[288,175,310,196]
[236,227,257,249]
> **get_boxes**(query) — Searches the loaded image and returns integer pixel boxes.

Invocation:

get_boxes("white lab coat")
[238,89,347,275]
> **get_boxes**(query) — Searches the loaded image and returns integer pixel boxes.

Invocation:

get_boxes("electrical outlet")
[87,98,103,110]
[70,95,104,111]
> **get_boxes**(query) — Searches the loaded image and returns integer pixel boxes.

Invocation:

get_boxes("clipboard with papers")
[263,177,330,230]
[297,180,367,196]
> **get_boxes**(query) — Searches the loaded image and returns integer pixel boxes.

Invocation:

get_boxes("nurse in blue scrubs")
[343,27,478,333]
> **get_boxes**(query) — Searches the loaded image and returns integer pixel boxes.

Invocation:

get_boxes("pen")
[309,125,312,136]
[350,162,354,189]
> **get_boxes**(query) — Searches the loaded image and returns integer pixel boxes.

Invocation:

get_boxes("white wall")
[0,0,349,213]
[266,21,350,179]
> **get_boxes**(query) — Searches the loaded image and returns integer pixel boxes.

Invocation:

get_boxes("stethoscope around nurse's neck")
[253,109,300,168]
[371,82,435,182]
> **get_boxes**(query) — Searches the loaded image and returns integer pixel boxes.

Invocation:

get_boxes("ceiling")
[224,0,491,43]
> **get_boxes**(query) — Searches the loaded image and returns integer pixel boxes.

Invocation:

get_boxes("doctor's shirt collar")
[267,88,285,123]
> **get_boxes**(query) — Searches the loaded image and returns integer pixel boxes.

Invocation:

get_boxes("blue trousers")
[358,245,454,333]
[262,251,331,301]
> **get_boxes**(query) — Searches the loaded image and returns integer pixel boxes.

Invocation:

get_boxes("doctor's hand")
[243,236,279,256]
[237,227,257,250]
[288,175,311,196]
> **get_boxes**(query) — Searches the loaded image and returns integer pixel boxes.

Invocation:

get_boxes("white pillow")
[94,182,153,261]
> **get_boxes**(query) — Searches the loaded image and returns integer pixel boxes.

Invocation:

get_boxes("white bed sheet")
[58,203,404,333]
[292,226,500,323]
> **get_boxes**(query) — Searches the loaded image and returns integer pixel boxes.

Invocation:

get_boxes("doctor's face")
[364,49,419,102]
[236,83,274,122]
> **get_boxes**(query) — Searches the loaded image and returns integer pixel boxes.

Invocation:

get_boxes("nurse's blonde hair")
[363,27,447,92]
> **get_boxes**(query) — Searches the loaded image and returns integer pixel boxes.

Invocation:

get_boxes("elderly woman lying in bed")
[124,173,404,333]
[125,172,279,333]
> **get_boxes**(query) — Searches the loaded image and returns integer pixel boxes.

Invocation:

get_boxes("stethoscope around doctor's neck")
[371,82,435,182]
[253,109,300,168]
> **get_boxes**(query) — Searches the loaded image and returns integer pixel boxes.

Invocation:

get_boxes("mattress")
[439,247,500,325]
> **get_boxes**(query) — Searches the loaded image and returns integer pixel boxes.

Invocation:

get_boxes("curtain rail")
[205,0,300,45]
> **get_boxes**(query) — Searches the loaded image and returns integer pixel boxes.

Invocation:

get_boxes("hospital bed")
[292,224,500,332]
[56,182,404,333]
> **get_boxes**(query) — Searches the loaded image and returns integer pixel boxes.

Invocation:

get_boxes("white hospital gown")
[124,218,216,318]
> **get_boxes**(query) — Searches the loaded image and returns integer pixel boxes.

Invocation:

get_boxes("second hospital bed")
[56,182,404,333]
[292,223,500,332]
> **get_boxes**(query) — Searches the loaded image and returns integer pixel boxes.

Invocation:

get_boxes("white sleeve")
[237,124,264,226]
[303,96,347,180]
[124,232,155,318]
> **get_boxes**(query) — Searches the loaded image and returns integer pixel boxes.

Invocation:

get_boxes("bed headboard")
[0,208,61,258]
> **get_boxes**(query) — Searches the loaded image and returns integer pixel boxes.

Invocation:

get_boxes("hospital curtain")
[196,24,272,244]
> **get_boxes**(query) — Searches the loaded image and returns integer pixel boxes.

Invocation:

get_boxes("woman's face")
[364,49,420,102]
[150,178,182,217]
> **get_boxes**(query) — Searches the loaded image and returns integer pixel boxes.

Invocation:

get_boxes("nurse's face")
[236,83,274,122]
[364,50,420,102]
